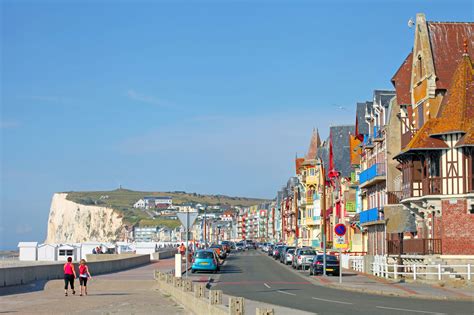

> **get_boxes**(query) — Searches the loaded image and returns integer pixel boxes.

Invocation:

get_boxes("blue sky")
[1,0,472,249]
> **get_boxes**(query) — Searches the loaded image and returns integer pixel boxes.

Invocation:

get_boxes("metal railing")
[371,262,473,281]
[359,163,386,185]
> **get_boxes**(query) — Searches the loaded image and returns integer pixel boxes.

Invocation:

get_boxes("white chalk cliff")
[45,193,124,244]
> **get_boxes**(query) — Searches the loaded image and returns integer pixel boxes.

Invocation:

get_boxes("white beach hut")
[37,243,58,261]
[57,244,79,261]
[18,242,38,261]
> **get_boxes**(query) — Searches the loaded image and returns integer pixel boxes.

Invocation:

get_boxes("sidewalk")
[310,268,474,301]
[0,258,187,314]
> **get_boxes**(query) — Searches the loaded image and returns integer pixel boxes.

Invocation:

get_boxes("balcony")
[422,177,442,195]
[387,239,442,255]
[359,163,386,187]
[360,208,383,224]
[387,191,403,204]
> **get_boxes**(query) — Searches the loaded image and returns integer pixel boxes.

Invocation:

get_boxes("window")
[59,249,73,256]
[418,104,424,127]
[429,155,440,177]
[417,56,423,80]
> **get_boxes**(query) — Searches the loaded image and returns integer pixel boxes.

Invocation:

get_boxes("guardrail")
[371,262,473,281]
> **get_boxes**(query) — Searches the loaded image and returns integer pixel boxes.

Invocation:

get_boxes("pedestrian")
[79,259,92,296]
[179,243,186,256]
[63,257,76,296]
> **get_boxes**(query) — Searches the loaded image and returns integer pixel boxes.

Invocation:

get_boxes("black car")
[310,254,340,276]
[273,245,284,260]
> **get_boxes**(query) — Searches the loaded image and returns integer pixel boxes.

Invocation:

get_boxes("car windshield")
[301,250,316,255]
[236,242,243,246]
[287,249,295,254]
[195,251,214,259]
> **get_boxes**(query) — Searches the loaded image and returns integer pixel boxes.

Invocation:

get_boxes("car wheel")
[309,269,313,275]
[191,269,196,274]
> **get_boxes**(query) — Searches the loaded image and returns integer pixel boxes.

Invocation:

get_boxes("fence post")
[438,264,442,281]
[468,264,471,281]
[385,263,389,279]
[413,264,416,280]
[394,263,397,280]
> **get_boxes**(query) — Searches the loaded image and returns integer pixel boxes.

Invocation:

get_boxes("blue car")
[191,250,220,274]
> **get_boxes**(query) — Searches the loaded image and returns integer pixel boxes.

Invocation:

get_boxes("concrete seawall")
[0,254,150,287]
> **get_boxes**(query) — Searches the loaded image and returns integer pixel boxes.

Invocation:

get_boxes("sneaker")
[65,293,68,296]
[72,290,76,295]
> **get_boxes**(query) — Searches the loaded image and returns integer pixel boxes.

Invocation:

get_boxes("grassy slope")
[65,189,269,228]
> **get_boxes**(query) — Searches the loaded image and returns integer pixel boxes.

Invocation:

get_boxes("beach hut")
[18,242,38,261]
[37,243,58,261]
[57,244,79,261]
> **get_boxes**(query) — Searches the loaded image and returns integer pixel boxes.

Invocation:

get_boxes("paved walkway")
[0,259,185,315]
[310,268,474,301]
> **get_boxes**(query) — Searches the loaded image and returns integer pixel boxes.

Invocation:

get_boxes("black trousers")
[79,277,88,286]
[64,274,75,290]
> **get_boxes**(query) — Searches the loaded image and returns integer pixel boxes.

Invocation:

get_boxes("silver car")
[294,248,317,270]
[285,248,295,265]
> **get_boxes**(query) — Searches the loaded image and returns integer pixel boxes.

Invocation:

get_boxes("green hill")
[65,188,270,228]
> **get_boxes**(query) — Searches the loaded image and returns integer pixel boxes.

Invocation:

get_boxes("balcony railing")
[387,239,442,255]
[387,191,403,204]
[359,163,386,185]
[422,177,443,195]
[360,207,383,224]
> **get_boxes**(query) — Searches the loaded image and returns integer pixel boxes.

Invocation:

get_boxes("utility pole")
[321,163,327,276]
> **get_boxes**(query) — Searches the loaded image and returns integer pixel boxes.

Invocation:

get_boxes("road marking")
[263,283,271,289]
[277,290,296,296]
[375,306,446,314]
[311,297,353,305]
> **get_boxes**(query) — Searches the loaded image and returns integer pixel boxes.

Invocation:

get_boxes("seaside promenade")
[0,258,185,314]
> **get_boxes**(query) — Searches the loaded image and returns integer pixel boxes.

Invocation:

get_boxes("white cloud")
[126,89,171,107]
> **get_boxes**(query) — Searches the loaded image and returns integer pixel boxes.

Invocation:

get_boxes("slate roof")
[427,22,474,89]
[391,52,413,105]
[356,102,370,135]
[318,125,355,178]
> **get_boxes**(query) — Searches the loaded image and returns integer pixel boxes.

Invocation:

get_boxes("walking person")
[63,257,76,296]
[79,259,92,296]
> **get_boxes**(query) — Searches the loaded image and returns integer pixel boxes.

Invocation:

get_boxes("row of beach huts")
[17,241,180,262]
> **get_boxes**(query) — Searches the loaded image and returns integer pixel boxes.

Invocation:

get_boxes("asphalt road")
[189,250,473,315]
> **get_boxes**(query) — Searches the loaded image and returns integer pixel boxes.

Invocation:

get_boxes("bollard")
[166,274,173,284]
[183,279,193,292]
[229,297,245,315]
[209,290,222,305]
[194,283,205,298]
[173,277,183,288]
[256,308,274,315]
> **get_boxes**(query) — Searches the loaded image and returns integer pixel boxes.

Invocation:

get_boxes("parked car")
[267,244,274,256]
[191,250,220,274]
[273,245,284,260]
[292,247,312,268]
[285,248,295,265]
[294,248,317,270]
[280,246,295,263]
[246,240,257,250]
[310,254,340,276]
[235,242,245,251]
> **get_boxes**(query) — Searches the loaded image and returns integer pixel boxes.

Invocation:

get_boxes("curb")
[259,251,473,302]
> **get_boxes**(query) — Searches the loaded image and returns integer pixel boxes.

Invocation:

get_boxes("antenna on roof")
[408,18,415,28]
